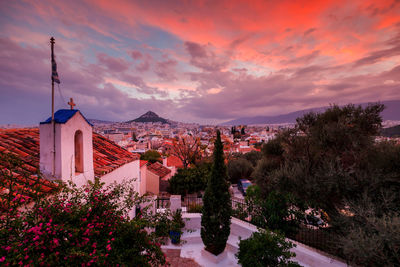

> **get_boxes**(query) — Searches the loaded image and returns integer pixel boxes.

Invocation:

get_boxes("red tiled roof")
[166,155,183,168]
[140,160,148,167]
[0,129,58,212]
[92,134,139,176]
[147,162,171,178]
[0,128,140,211]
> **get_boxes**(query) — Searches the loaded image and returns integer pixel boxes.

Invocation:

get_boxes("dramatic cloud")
[0,0,399,125]
[154,58,178,81]
[97,53,130,72]
[185,42,230,72]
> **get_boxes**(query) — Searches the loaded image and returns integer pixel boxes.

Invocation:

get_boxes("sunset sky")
[1,0,399,125]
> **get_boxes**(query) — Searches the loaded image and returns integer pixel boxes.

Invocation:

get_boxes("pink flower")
[0,256,5,262]
[106,244,111,251]
[5,246,11,251]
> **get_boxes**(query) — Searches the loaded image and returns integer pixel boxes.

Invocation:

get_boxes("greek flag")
[52,58,60,84]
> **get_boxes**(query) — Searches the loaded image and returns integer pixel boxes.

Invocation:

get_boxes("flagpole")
[50,37,56,177]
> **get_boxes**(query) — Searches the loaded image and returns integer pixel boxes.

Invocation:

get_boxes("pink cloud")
[97,53,130,72]
[130,50,143,60]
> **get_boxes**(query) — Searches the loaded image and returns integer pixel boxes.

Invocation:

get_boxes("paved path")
[231,184,244,199]
[163,248,201,267]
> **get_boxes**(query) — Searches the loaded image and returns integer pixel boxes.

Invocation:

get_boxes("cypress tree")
[201,130,232,255]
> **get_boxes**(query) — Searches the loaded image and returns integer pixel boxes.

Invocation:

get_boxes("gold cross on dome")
[68,98,76,110]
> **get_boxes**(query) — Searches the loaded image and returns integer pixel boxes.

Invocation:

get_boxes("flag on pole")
[52,57,60,84]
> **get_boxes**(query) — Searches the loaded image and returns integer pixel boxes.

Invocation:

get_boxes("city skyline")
[1,0,399,125]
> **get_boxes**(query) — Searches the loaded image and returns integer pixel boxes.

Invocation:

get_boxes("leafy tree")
[252,103,400,263]
[167,163,211,196]
[251,138,284,195]
[228,151,262,167]
[140,149,161,163]
[253,157,282,195]
[243,150,262,167]
[170,136,202,168]
[246,186,302,236]
[236,229,300,267]
[201,130,232,255]
[262,137,284,158]
[241,127,245,135]
[338,193,400,266]
[257,103,386,216]
[227,158,253,184]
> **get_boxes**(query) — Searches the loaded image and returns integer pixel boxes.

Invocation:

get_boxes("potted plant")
[155,212,171,244]
[169,209,185,244]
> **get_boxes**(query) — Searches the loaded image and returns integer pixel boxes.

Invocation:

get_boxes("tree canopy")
[252,103,400,265]
[140,150,161,163]
[167,163,210,196]
[170,136,202,168]
[255,103,387,214]
[227,157,253,184]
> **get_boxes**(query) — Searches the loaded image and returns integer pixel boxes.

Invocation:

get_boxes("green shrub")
[236,230,300,267]
[232,202,249,221]
[140,150,161,163]
[188,203,203,213]
[170,209,185,233]
[168,163,210,196]
[246,186,302,236]
[154,211,171,239]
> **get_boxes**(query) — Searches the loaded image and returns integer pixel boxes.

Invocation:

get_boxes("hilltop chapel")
[0,103,145,212]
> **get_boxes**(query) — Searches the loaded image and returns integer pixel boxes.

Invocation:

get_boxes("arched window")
[74,130,83,173]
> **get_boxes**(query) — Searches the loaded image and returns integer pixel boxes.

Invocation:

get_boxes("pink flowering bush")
[0,174,167,266]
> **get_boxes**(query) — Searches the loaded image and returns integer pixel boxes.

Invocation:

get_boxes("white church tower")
[39,105,95,187]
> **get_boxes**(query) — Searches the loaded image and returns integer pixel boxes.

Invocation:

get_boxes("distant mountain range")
[125,111,169,124]
[87,119,116,125]
[222,100,400,125]
[381,125,400,137]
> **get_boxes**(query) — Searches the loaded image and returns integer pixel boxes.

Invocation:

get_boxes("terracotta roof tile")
[166,155,184,168]
[140,160,148,167]
[0,129,57,212]
[147,162,171,178]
